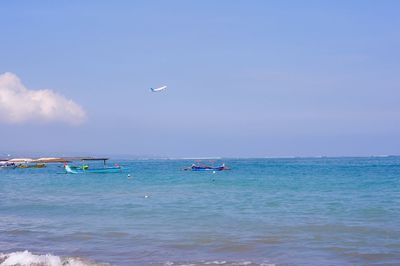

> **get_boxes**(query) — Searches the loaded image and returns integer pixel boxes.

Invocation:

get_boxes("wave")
[0,250,109,266]
[164,261,275,266]
[0,251,277,266]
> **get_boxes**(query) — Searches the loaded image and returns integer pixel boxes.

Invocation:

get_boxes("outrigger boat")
[64,164,122,174]
[184,163,229,171]
[64,158,122,174]
[0,162,16,169]
[4,158,47,169]
[17,163,46,168]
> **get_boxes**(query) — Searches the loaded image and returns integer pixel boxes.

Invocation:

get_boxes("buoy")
[213,171,216,174]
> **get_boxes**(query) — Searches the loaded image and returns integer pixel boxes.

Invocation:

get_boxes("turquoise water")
[1,157,400,265]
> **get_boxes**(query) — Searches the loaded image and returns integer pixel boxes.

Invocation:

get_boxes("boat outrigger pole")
[80,157,109,168]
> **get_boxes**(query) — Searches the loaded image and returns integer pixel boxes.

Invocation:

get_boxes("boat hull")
[186,164,228,171]
[64,165,122,174]
[191,167,225,171]
[0,165,17,169]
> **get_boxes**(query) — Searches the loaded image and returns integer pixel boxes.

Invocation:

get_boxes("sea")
[0,157,399,266]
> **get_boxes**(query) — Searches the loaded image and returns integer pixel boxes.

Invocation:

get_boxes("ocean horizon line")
[1,154,399,161]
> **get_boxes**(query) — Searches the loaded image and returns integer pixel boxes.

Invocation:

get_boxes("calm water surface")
[1,157,399,265]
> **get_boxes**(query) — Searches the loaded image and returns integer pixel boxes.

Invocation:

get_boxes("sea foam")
[0,250,108,266]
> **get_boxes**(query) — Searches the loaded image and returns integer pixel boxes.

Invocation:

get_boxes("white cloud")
[0,72,86,125]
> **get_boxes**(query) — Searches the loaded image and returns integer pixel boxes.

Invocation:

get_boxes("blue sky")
[0,1,399,157]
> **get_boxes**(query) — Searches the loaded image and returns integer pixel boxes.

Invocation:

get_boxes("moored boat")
[64,158,122,174]
[0,162,16,169]
[64,164,122,174]
[184,163,229,171]
[17,163,46,168]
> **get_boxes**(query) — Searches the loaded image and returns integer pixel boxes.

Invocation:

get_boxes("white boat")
[150,85,167,92]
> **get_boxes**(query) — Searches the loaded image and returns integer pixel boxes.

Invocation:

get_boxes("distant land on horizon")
[1,151,399,161]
